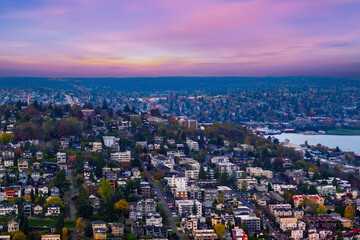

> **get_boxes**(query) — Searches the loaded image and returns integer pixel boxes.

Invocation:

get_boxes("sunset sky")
[0,0,360,77]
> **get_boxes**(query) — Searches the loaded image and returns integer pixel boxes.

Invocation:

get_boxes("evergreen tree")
[192,202,198,215]
[198,166,206,180]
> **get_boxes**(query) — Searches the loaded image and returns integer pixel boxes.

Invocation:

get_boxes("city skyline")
[1,0,360,77]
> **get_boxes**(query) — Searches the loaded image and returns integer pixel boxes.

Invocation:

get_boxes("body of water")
[269,133,360,154]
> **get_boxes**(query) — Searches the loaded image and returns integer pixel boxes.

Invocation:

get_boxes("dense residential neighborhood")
[0,99,359,240]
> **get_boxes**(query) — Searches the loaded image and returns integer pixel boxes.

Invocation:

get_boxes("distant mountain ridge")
[0,76,359,93]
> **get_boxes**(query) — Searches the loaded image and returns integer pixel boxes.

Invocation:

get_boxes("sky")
[0,0,360,78]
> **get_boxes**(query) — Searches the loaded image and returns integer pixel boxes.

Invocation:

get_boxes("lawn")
[326,129,360,135]
[28,218,76,228]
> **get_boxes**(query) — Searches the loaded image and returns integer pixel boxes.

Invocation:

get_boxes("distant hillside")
[0,76,359,93]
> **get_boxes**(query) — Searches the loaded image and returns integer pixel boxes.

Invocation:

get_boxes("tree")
[344,206,355,220]
[127,233,137,240]
[192,202,198,215]
[316,204,327,214]
[114,199,130,216]
[218,192,224,203]
[76,187,93,218]
[98,179,113,202]
[45,197,64,208]
[13,231,26,240]
[198,166,206,180]
[241,181,248,192]
[337,229,343,240]
[219,172,229,186]
[308,185,318,195]
[56,214,65,233]
[214,223,226,240]
[299,197,308,208]
[62,227,69,240]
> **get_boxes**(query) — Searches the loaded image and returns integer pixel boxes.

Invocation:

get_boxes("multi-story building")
[41,235,61,240]
[291,229,303,240]
[175,200,202,217]
[293,195,324,208]
[165,176,189,188]
[246,167,273,178]
[137,199,157,214]
[173,187,189,200]
[110,151,131,166]
[18,159,28,171]
[186,139,199,151]
[216,162,239,174]
[193,230,218,240]
[237,214,260,232]
[103,136,119,148]
[231,227,248,240]
[317,185,336,196]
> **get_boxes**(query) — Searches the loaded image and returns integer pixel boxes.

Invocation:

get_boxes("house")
[24,201,32,216]
[46,204,61,216]
[7,219,19,232]
[109,223,124,236]
[41,235,60,240]
[145,212,163,227]
[24,185,36,195]
[3,159,14,167]
[38,185,49,196]
[36,151,43,160]
[0,203,18,215]
[308,229,320,240]
[34,205,43,215]
[56,152,66,163]
[131,223,144,238]
[89,195,100,209]
[91,142,102,152]
[92,220,107,240]
[67,155,76,163]
[50,186,60,197]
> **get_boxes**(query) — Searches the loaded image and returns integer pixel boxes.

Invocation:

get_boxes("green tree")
[56,213,65,233]
[198,166,206,180]
[192,202,198,215]
[76,187,93,218]
[308,185,318,195]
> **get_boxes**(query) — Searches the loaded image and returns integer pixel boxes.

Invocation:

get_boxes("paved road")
[231,187,286,240]
[67,169,77,221]
[147,170,184,240]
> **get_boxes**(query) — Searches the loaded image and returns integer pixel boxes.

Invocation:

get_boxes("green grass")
[326,129,360,135]
[28,218,76,228]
